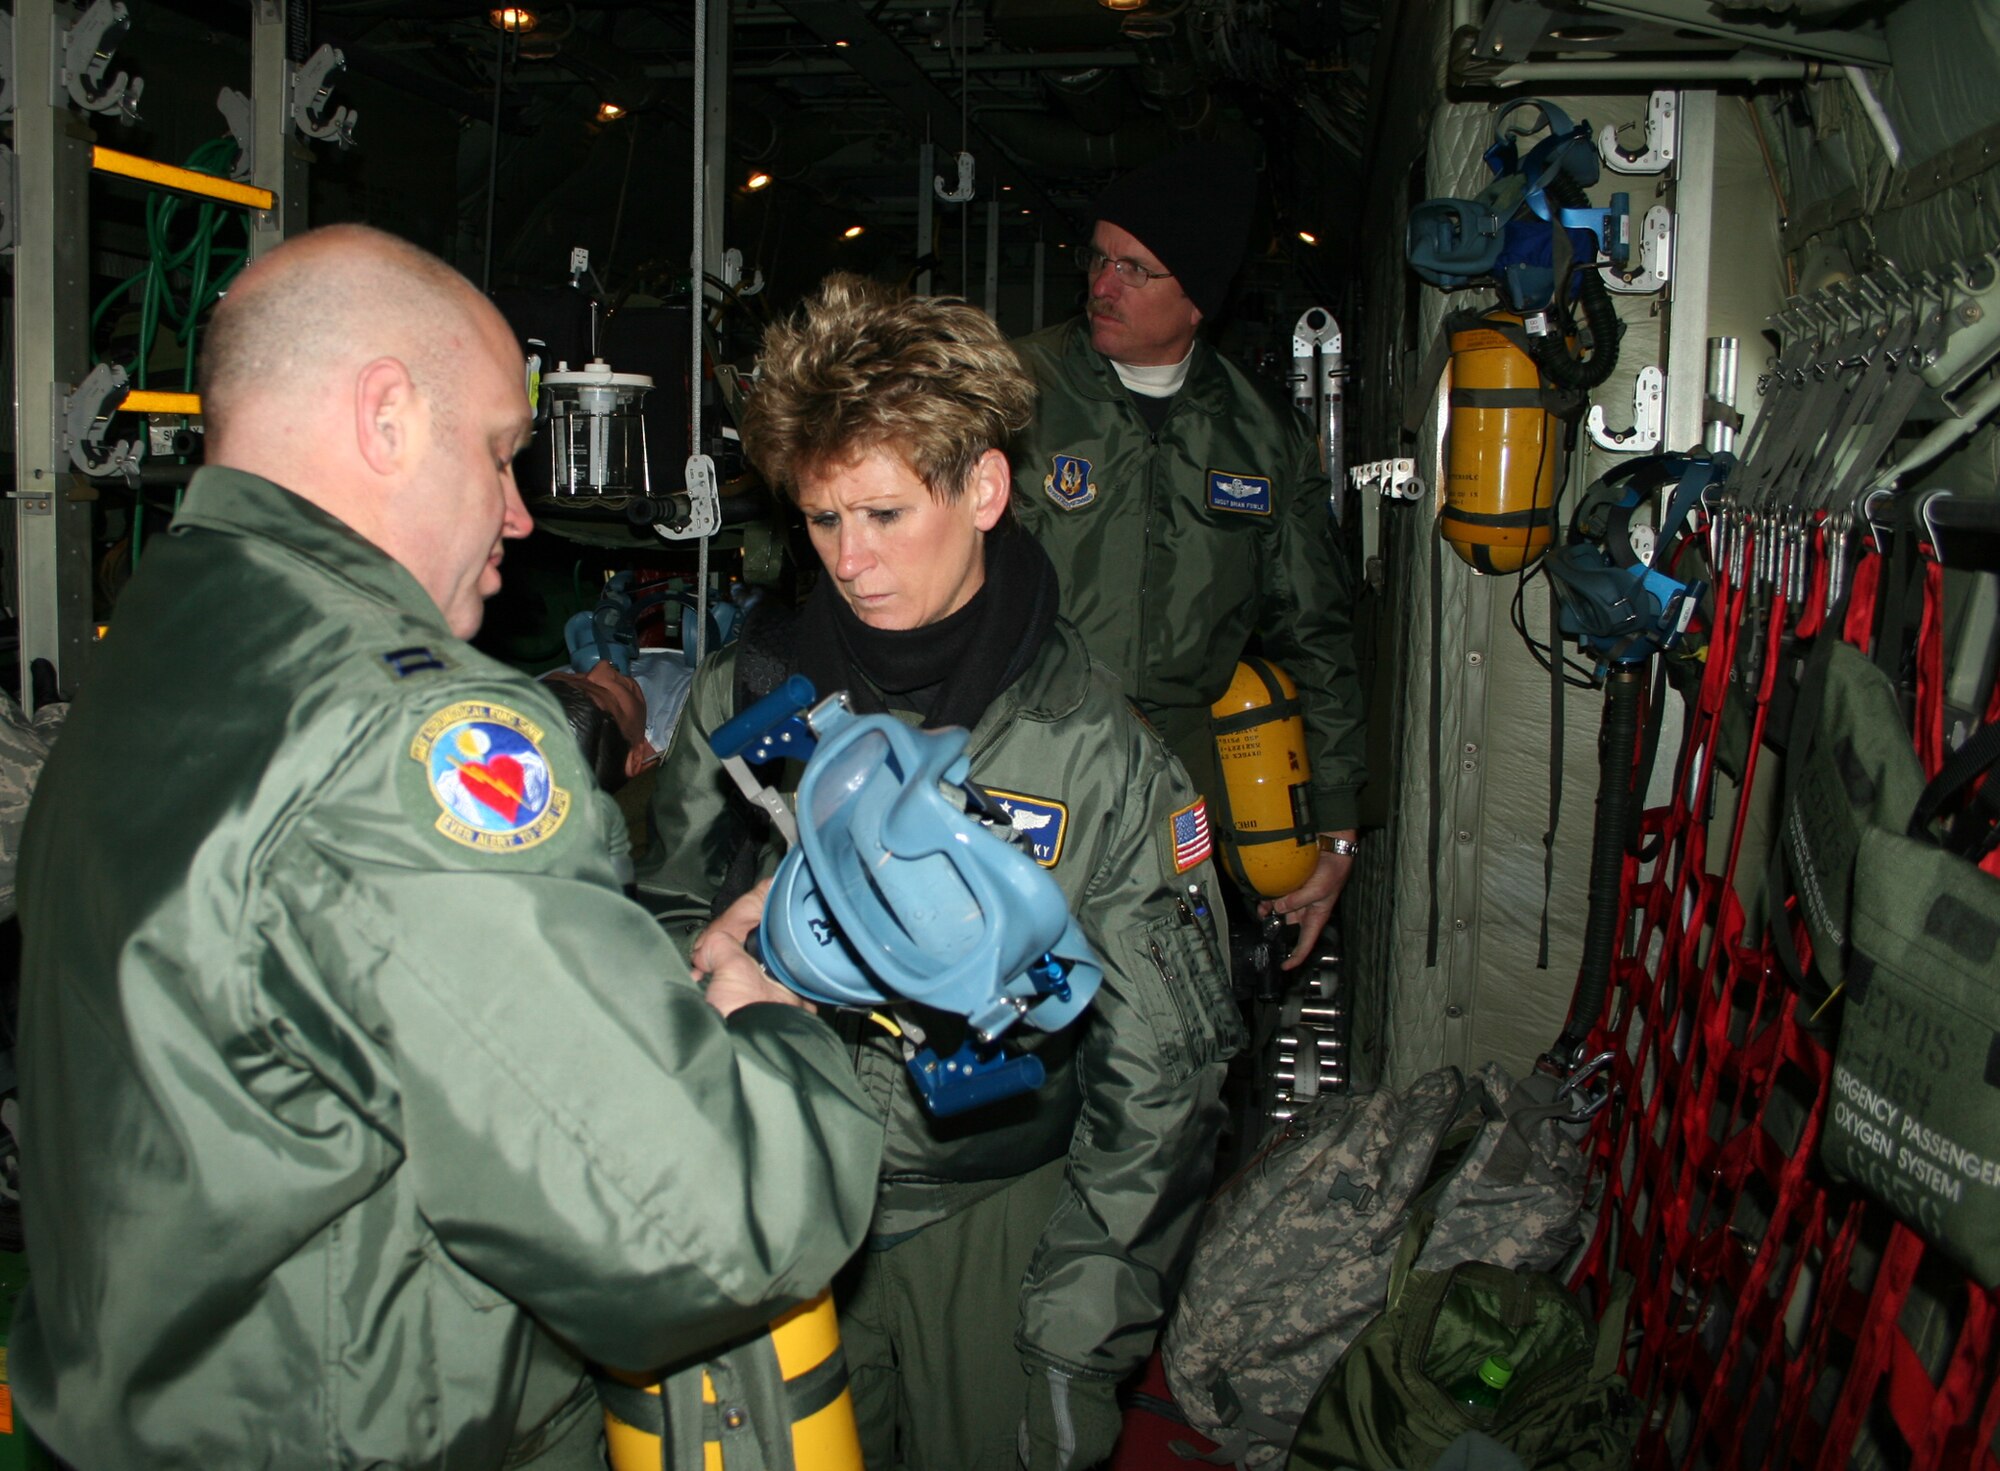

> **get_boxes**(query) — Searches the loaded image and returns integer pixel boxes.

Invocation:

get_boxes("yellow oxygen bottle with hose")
[1441,311,1562,574]
[1209,657,1319,899]
[602,1288,861,1471]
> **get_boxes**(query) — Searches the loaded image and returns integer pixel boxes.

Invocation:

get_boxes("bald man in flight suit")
[13,225,882,1471]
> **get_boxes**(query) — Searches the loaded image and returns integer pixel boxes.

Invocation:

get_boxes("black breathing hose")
[1530,172,1621,394]
[1558,664,1645,1062]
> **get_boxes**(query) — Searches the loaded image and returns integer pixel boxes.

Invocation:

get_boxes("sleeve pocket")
[1126,913,1245,1084]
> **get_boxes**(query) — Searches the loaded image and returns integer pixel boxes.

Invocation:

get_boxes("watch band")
[1318,835,1361,857]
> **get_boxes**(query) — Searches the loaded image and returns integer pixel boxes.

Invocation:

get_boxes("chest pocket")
[1128,913,1244,1083]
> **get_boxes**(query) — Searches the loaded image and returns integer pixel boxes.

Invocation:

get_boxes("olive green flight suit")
[14,468,883,1470]
[1011,319,1367,832]
[638,618,1243,1468]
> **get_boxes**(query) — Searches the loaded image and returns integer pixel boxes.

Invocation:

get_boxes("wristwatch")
[1318,834,1362,857]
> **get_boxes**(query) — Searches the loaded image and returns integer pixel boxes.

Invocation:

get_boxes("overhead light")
[1297,229,1319,246]
[843,224,865,239]
[746,170,772,191]
[596,101,628,122]
[489,6,537,32]
[1020,208,1031,216]
[1098,0,1147,12]
[833,38,851,47]
[1002,184,1013,192]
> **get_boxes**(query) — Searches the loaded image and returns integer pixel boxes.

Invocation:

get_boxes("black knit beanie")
[1091,139,1257,321]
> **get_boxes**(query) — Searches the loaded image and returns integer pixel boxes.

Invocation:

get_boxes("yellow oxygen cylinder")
[1209,658,1318,899]
[604,1289,862,1471]
[1442,312,1561,574]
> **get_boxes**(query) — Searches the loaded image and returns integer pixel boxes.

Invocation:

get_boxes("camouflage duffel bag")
[1162,1065,1589,1468]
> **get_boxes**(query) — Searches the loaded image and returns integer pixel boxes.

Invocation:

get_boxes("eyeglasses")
[1078,246,1174,286]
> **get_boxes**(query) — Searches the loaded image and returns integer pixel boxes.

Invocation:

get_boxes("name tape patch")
[1207,470,1273,515]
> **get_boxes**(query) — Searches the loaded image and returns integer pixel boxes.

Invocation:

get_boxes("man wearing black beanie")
[1011,138,1369,982]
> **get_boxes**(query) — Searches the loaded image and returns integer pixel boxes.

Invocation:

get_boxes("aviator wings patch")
[984,789,1069,868]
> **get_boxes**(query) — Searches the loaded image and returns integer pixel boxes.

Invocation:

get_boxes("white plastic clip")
[934,150,975,203]
[1599,91,1676,176]
[292,45,357,148]
[62,362,142,484]
[1585,366,1665,453]
[653,453,722,542]
[62,0,143,123]
[1603,205,1672,296]
[718,247,766,298]
[1349,458,1423,502]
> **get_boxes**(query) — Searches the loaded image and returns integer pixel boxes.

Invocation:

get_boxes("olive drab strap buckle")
[709,676,1106,1117]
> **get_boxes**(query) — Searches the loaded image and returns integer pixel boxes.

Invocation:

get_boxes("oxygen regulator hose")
[1561,665,1644,1059]
[1532,173,1621,394]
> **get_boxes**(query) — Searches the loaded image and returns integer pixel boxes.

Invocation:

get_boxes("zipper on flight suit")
[1135,398,1169,709]
[1147,934,1201,1058]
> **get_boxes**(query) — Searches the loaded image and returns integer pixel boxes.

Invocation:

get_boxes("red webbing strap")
[1577,507,2000,1470]
[1794,520,1830,640]
[1915,556,1947,777]
[1696,995,1833,1471]
[1969,1350,2000,1468]
[1983,674,2000,879]
[1817,1224,1927,1469]
[1911,1285,1997,1469]
[1631,577,1787,1425]
[1845,546,1882,654]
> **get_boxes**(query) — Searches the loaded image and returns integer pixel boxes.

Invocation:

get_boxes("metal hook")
[1861,485,1897,555]
[1556,1049,1619,1120]
[1919,487,1953,557]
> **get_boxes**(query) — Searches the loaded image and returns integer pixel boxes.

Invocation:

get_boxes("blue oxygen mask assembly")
[709,676,1105,1117]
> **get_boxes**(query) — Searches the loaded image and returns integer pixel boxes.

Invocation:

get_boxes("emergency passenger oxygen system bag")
[1162,1065,1588,1468]
[1819,719,2000,1287]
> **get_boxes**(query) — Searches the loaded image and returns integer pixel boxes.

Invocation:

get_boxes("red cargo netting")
[1568,528,2000,1470]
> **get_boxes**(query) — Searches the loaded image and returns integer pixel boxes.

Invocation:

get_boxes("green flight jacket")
[14,468,884,1471]
[1011,319,1368,832]
[636,618,1244,1381]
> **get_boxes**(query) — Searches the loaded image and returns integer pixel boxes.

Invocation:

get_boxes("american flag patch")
[1170,798,1213,873]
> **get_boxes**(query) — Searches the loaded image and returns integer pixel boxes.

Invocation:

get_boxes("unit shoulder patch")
[1170,797,1213,873]
[409,699,570,852]
[983,789,1069,868]
[1044,454,1099,511]
[1207,469,1273,515]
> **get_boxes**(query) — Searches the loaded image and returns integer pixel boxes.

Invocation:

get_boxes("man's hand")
[689,879,814,1018]
[690,877,771,977]
[699,935,815,1018]
[1257,830,1357,970]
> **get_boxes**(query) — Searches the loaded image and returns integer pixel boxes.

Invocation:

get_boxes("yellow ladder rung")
[121,390,202,416]
[90,147,276,211]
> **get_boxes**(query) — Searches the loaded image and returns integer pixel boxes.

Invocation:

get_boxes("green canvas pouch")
[1775,639,1929,1013]
[1823,826,2000,1287]
[1285,1218,1637,1471]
